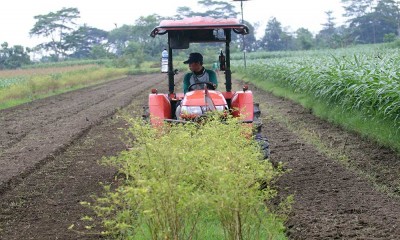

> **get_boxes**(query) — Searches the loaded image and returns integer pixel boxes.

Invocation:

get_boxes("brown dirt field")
[0,73,399,239]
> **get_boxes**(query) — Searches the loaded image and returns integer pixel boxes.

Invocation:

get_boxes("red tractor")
[146,17,269,159]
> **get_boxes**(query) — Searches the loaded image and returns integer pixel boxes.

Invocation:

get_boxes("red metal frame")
[148,94,172,126]
[230,91,254,121]
[150,17,249,37]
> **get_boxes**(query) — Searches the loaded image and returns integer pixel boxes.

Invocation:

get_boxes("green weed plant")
[87,115,288,239]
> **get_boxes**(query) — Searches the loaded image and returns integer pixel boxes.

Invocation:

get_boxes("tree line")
[1,0,399,69]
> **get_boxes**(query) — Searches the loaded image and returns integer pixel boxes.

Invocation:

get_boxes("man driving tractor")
[182,52,218,94]
[175,52,219,119]
[147,17,269,159]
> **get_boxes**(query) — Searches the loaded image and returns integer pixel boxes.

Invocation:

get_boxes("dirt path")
[0,74,170,239]
[249,83,400,239]
[0,74,399,239]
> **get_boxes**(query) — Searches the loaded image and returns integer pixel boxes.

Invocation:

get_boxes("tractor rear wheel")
[253,103,262,133]
[253,103,269,159]
[255,133,270,159]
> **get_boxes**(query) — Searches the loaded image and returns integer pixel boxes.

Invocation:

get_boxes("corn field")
[234,46,400,129]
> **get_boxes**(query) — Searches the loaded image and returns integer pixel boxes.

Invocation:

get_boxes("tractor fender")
[231,91,254,121]
[149,94,172,126]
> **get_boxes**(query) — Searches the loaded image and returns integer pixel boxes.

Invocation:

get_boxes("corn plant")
[233,46,400,130]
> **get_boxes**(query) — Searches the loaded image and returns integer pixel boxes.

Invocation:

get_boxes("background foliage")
[1,0,400,69]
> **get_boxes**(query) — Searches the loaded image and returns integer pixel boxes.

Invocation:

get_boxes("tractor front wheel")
[142,106,150,122]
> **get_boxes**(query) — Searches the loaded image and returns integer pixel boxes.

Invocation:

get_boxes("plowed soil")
[0,73,399,239]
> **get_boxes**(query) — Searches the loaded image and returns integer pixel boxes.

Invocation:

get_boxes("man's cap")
[183,52,203,64]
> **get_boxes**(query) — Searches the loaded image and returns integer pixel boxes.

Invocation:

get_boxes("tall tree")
[295,28,314,50]
[108,24,135,56]
[107,14,165,58]
[176,0,238,19]
[343,0,400,43]
[30,7,80,60]
[174,1,256,52]
[341,0,378,43]
[0,42,31,69]
[260,17,286,51]
[176,7,192,19]
[341,0,377,19]
[65,25,108,59]
[199,0,238,18]
[321,11,337,36]
[90,45,112,59]
[242,20,257,51]
[124,41,145,68]
[373,0,400,39]
[316,11,339,48]
[130,15,166,57]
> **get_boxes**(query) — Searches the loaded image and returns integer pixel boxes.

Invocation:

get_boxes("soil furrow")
[0,73,169,239]
[0,74,399,239]
[0,74,165,193]
[247,82,400,239]
[0,76,156,152]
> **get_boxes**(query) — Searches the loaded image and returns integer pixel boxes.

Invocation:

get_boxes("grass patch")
[0,61,170,110]
[0,66,129,110]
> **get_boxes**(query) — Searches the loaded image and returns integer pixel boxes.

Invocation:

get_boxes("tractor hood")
[178,89,228,120]
[181,89,227,106]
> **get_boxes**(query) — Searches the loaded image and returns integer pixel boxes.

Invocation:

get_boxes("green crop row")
[21,59,114,69]
[0,66,129,109]
[0,76,28,89]
[79,115,290,239]
[234,47,400,130]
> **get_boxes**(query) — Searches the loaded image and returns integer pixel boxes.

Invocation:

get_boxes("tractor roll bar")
[150,17,249,94]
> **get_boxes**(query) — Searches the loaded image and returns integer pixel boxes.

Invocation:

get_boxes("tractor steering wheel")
[188,82,216,92]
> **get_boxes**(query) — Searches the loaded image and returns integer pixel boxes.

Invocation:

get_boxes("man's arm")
[207,69,218,89]
[182,73,191,94]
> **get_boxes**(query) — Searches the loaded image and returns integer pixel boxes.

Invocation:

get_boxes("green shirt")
[183,69,218,94]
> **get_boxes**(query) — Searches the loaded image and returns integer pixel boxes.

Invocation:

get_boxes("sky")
[0,0,346,48]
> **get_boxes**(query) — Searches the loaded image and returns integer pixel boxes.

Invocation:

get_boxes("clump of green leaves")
[89,115,288,239]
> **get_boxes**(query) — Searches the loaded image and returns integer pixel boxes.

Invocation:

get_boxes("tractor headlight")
[200,105,227,113]
[215,105,227,112]
[181,106,203,115]
[180,105,228,120]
